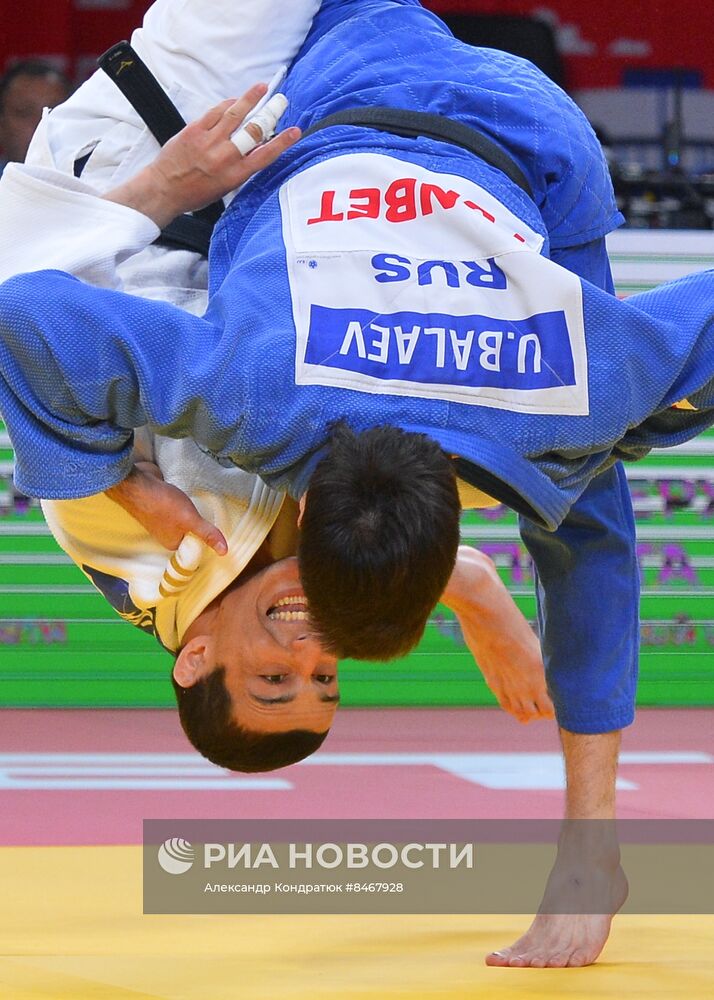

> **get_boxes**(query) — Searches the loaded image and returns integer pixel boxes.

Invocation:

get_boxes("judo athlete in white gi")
[0,0,549,770]
[4,0,709,969]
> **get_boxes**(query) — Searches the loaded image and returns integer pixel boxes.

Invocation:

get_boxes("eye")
[315,674,334,685]
[261,674,287,684]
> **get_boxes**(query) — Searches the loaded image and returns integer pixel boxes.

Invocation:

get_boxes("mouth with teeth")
[267,594,310,622]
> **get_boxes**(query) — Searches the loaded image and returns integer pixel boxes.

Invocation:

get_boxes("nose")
[290,632,337,672]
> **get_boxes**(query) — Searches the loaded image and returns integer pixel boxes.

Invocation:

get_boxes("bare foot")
[485,862,629,968]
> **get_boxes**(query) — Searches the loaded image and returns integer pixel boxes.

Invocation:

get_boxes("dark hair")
[0,59,71,110]
[172,668,328,772]
[298,423,461,661]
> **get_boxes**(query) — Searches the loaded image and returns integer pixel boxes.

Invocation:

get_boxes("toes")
[567,948,596,968]
[527,955,549,968]
[545,951,571,969]
[485,950,511,967]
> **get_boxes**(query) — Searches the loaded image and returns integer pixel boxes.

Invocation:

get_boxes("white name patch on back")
[280,153,589,415]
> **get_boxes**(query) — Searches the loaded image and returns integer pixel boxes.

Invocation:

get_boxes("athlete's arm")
[0,269,224,500]
[0,91,298,288]
[440,545,554,723]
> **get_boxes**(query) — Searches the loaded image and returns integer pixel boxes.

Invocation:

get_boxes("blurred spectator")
[0,60,71,173]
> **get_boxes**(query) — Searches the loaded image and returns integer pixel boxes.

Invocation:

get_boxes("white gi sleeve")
[0,164,159,288]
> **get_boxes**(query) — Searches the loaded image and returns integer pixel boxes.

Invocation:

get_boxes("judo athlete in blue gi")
[1,0,711,968]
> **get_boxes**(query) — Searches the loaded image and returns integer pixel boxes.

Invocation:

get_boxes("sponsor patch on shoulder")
[280,154,588,415]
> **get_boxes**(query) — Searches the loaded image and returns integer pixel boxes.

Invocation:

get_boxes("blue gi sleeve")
[0,269,223,500]
[519,237,640,733]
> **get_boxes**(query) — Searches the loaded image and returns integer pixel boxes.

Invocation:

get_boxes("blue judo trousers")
[1,0,714,732]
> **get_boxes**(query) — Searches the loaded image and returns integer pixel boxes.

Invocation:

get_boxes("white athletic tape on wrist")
[231,93,289,155]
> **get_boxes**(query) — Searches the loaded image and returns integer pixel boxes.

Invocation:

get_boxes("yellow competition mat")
[0,846,712,999]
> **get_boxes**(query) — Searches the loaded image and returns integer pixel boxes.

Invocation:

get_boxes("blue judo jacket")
[2,0,714,731]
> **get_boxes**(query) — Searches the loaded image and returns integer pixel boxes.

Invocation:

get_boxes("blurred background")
[0,0,713,712]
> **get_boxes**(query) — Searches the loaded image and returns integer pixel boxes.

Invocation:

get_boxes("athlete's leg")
[487,730,627,968]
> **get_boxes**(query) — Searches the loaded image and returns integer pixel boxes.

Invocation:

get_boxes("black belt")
[94,41,224,257]
[303,106,533,200]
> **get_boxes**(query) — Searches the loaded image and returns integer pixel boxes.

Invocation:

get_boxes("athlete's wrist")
[103,164,180,230]
[440,545,498,614]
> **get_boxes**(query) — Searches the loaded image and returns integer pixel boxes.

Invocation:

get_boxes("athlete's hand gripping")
[103,84,300,228]
[105,462,227,556]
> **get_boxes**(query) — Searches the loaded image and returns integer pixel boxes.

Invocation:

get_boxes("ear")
[173,635,214,688]
[297,492,307,528]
